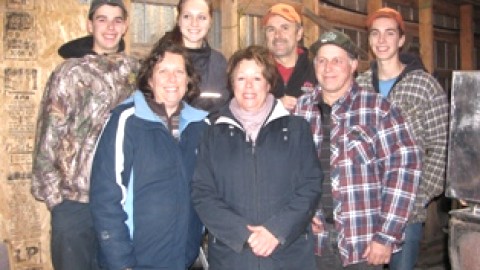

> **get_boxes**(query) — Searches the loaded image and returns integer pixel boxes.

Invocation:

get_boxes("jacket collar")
[132,90,208,131]
[214,99,290,130]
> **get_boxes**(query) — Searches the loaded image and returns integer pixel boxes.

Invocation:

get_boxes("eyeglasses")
[314,57,349,68]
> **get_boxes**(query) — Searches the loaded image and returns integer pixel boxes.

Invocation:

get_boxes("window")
[433,14,459,30]
[239,15,264,48]
[384,2,418,22]
[130,3,176,45]
[321,0,367,13]
[335,27,369,61]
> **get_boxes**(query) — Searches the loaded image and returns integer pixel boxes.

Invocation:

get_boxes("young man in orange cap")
[357,7,449,270]
[262,3,316,111]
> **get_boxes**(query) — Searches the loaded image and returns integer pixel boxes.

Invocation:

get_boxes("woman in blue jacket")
[90,39,208,270]
[191,45,322,270]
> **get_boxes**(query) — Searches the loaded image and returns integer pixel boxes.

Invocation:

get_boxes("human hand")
[311,216,324,234]
[247,225,280,257]
[280,96,298,111]
[362,241,392,265]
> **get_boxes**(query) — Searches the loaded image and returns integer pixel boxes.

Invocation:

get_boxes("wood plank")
[367,0,383,15]
[221,0,239,58]
[418,0,434,73]
[366,0,383,60]
[317,4,366,29]
[237,0,302,17]
[125,0,132,54]
[460,4,474,69]
[302,0,319,46]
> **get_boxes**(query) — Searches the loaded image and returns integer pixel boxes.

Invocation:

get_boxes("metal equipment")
[447,71,480,270]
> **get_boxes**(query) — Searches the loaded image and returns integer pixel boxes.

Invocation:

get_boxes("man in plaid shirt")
[294,30,422,269]
[357,8,449,270]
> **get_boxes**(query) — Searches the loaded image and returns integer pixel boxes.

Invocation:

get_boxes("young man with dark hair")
[32,1,139,269]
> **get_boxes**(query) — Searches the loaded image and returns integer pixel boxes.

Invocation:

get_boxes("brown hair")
[167,0,214,46]
[227,45,278,93]
[136,38,200,102]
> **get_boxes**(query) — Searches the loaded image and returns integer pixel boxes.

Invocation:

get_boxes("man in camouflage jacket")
[31,1,139,269]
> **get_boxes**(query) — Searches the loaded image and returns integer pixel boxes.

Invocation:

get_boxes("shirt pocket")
[345,126,376,165]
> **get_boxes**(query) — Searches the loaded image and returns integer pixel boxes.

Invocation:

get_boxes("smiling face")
[87,4,127,54]
[177,0,212,48]
[264,15,302,63]
[232,59,271,112]
[149,52,188,114]
[368,17,405,61]
[314,44,357,104]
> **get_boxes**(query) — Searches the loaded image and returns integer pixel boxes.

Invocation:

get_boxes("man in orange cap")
[262,3,316,111]
[357,7,449,270]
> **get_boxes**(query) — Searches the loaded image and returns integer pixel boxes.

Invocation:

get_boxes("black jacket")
[271,48,316,98]
[192,100,322,270]
[187,44,230,114]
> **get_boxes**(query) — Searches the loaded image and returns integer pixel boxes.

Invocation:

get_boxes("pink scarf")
[229,94,275,142]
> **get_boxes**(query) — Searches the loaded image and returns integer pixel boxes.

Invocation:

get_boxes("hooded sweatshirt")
[57,35,126,59]
[357,53,449,223]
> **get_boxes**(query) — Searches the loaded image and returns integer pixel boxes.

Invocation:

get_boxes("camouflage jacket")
[32,53,139,210]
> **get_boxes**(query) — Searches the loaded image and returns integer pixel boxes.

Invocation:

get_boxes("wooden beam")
[418,0,434,73]
[366,0,383,60]
[221,0,239,58]
[459,4,474,70]
[367,0,384,15]
[316,4,367,29]
[302,7,332,31]
[125,0,132,54]
[302,0,319,47]
[237,0,302,17]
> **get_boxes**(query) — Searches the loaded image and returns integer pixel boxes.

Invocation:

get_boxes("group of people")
[31,0,449,270]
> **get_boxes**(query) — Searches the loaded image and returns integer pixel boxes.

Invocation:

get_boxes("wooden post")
[459,4,474,70]
[124,0,132,54]
[302,0,318,47]
[366,0,383,60]
[418,0,434,73]
[367,0,383,15]
[221,0,239,59]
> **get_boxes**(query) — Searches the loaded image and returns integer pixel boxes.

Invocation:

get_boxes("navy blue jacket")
[90,91,208,270]
[192,100,322,270]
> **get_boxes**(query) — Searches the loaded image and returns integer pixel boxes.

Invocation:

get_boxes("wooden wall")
[0,0,92,269]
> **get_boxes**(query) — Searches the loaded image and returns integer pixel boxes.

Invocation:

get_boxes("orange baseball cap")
[366,7,405,32]
[262,3,301,25]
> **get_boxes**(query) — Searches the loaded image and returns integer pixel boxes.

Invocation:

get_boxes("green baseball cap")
[310,30,359,58]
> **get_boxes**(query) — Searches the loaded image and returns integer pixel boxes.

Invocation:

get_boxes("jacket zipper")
[250,136,261,269]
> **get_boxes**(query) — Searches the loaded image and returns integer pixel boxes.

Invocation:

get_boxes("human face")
[149,52,188,115]
[264,15,302,62]
[178,0,212,48]
[87,5,127,54]
[232,59,271,112]
[314,45,357,104]
[368,17,405,61]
